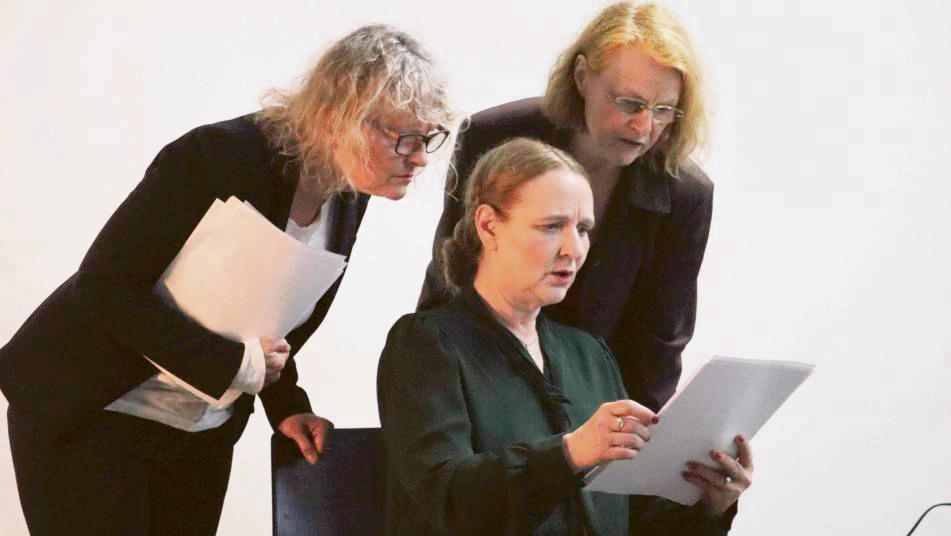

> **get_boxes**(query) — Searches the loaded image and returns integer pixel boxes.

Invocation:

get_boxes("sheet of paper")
[147,196,347,406]
[584,356,815,504]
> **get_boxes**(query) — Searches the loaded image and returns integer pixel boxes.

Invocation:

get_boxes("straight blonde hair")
[543,2,708,177]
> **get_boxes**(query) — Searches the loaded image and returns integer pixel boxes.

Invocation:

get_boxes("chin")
[383,190,408,201]
[538,288,569,307]
[611,146,644,167]
[374,185,410,201]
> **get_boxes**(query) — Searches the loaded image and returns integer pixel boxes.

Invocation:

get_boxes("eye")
[653,105,675,119]
[539,222,562,233]
[617,98,647,115]
[577,225,592,236]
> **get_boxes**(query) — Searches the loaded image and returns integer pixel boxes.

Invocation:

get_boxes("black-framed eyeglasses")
[373,123,450,156]
[593,71,683,125]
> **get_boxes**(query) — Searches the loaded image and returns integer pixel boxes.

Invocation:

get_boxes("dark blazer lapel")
[326,192,370,256]
[266,153,297,229]
[575,161,671,336]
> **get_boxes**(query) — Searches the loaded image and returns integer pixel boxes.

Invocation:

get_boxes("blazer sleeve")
[377,314,584,535]
[72,131,245,399]
[611,178,713,412]
[256,303,321,429]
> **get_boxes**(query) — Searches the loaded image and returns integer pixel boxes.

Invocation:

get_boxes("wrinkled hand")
[260,337,290,388]
[682,435,754,516]
[277,413,333,465]
[563,400,658,472]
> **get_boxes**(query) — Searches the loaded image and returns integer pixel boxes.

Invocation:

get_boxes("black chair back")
[271,427,386,535]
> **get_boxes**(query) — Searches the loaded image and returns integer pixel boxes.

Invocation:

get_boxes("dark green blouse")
[377,286,730,535]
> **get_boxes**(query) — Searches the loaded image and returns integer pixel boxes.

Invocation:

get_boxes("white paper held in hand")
[146,196,347,406]
[584,356,815,504]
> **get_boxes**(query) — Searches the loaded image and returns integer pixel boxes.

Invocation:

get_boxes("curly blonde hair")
[256,24,459,195]
[543,2,708,177]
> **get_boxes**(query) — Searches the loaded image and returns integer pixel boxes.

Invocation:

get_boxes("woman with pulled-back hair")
[420,1,713,419]
[378,138,751,535]
[1,24,458,535]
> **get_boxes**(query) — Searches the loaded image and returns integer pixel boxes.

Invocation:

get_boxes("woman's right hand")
[562,400,658,472]
[260,337,291,388]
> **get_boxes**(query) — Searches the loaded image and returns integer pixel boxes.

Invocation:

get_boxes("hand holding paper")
[585,356,814,505]
[146,196,347,405]
[563,400,657,472]
[682,433,754,516]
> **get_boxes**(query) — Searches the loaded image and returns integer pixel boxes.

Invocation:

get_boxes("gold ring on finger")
[615,417,625,432]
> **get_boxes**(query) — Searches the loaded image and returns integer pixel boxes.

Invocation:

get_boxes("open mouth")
[619,138,644,148]
[550,269,575,285]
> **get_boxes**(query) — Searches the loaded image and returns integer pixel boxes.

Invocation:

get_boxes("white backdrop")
[2,1,950,534]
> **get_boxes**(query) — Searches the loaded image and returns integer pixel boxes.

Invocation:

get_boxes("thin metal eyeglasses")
[372,122,450,156]
[593,71,683,125]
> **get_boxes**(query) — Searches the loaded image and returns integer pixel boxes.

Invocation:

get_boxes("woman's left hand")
[682,435,753,516]
[278,413,334,465]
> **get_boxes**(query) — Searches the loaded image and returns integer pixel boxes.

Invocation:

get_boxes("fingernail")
[651,416,660,424]
[710,450,721,460]
[736,435,745,444]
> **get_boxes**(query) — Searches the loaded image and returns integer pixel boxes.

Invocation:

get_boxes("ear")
[473,203,500,252]
[573,54,589,98]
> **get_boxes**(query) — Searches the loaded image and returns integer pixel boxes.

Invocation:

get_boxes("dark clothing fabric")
[0,113,369,533]
[418,98,714,412]
[378,286,729,536]
[0,112,369,441]
[8,407,236,536]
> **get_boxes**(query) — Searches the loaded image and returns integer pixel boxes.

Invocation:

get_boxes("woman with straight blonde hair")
[1,24,458,535]
[382,138,749,534]
[421,0,714,447]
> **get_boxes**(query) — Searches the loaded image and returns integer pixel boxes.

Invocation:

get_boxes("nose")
[559,228,588,262]
[626,109,653,137]
[404,144,429,168]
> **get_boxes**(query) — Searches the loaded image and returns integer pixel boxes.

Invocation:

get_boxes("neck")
[568,130,621,183]
[289,183,327,226]
[569,131,622,224]
[472,269,539,341]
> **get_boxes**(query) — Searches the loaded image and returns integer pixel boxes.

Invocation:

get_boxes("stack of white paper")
[584,356,815,504]
[147,196,348,406]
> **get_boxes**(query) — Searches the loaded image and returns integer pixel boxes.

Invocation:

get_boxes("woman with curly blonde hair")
[1,24,458,535]
[421,0,715,444]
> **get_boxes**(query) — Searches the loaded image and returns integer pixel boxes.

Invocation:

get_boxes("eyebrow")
[386,122,436,135]
[538,214,596,228]
[609,82,679,106]
[617,92,678,106]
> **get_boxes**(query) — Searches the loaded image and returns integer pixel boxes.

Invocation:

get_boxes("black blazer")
[418,98,714,412]
[0,114,369,442]
[379,286,729,535]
